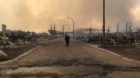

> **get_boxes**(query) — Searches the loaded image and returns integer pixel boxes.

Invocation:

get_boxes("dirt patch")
[100,45,140,60]
[0,45,37,61]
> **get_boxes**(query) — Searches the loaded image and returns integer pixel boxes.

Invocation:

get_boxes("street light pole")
[67,17,75,39]
[103,0,106,43]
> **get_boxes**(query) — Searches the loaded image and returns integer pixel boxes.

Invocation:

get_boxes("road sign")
[3,32,6,39]
[2,24,6,39]
[2,24,6,32]
[2,24,7,49]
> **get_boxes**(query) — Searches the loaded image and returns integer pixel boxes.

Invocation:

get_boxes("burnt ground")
[0,44,37,61]
[100,45,140,60]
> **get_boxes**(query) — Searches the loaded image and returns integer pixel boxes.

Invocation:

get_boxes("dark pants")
[65,40,69,47]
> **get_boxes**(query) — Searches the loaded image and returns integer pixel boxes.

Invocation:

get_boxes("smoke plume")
[0,0,139,32]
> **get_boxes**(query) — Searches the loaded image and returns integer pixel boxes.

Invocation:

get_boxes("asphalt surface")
[0,39,140,78]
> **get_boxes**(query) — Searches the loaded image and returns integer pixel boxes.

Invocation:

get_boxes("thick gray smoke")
[0,0,139,32]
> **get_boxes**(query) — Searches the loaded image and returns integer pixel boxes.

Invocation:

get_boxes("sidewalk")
[87,43,140,67]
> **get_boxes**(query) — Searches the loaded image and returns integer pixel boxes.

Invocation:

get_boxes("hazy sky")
[0,0,140,32]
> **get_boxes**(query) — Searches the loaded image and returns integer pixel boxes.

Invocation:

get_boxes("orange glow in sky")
[131,8,140,21]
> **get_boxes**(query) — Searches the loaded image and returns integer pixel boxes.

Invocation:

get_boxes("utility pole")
[54,24,56,31]
[2,24,7,49]
[117,23,119,33]
[51,25,53,30]
[67,17,75,39]
[80,28,82,41]
[107,26,110,34]
[89,24,92,35]
[129,23,132,33]
[103,0,106,43]
[137,26,139,32]
[126,22,128,33]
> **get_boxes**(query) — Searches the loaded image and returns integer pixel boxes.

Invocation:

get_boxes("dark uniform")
[65,35,70,47]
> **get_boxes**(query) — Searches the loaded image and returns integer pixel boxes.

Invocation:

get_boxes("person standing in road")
[65,34,70,47]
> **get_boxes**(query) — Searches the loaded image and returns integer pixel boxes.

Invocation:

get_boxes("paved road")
[0,39,140,78]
